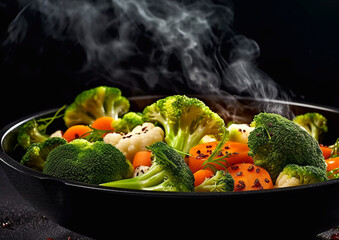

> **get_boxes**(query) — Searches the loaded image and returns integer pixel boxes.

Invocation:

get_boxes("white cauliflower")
[275,173,301,188]
[103,122,164,161]
[228,123,254,144]
[133,165,150,177]
[49,130,64,139]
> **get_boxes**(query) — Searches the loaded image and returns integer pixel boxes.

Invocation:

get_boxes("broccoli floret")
[64,86,130,128]
[293,112,328,142]
[276,164,328,188]
[21,137,67,171]
[142,95,227,154]
[248,112,327,182]
[194,170,234,192]
[17,105,66,149]
[112,112,144,133]
[17,120,49,149]
[43,139,133,184]
[100,141,195,192]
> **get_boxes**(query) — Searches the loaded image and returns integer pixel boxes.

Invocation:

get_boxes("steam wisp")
[5,0,292,118]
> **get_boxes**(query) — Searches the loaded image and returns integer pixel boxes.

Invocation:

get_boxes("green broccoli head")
[248,112,327,181]
[142,95,227,154]
[43,139,133,184]
[276,164,328,188]
[17,120,49,149]
[64,86,130,128]
[194,170,234,192]
[21,137,67,171]
[293,112,328,142]
[101,141,195,192]
[112,112,144,133]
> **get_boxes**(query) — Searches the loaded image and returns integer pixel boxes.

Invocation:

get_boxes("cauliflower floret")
[275,172,301,188]
[228,123,254,144]
[103,122,164,161]
[133,165,150,177]
[49,130,64,139]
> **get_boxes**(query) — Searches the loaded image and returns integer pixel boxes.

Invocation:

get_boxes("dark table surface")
[0,165,94,240]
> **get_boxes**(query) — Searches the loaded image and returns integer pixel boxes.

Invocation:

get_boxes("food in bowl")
[17,86,339,192]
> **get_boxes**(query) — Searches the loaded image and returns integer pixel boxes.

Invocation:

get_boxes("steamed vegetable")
[275,164,328,188]
[62,125,92,142]
[228,123,254,144]
[193,169,214,187]
[112,112,144,133]
[227,163,273,191]
[101,141,195,192]
[17,106,65,149]
[104,122,164,162]
[188,141,253,173]
[143,95,227,155]
[91,116,115,130]
[132,151,152,168]
[326,157,339,179]
[329,137,339,158]
[64,86,130,127]
[194,170,234,192]
[320,145,332,159]
[17,120,49,149]
[43,139,133,184]
[248,112,327,182]
[21,137,67,171]
[293,112,328,142]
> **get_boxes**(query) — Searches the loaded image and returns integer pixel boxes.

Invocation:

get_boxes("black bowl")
[1,96,339,239]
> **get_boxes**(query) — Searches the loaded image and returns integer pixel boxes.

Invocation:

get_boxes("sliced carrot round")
[188,141,254,173]
[63,125,92,142]
[227,163,273,191]
[193,169,214,187]
[320,145,332,159]
[326,156,339,179]
[132,151,152,168]
[91,116,115,130]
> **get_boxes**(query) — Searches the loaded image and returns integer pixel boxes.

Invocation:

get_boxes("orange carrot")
[320,145,332,159]
[227,163,273,191]
[193,169,214,187]
[325,157,339,178]
[188,141,254,173]
[63,125,92,142]
[132,151,152,168]
[91,116,115,130]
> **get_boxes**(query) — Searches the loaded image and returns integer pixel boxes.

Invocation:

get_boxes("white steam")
[6,0,291,116]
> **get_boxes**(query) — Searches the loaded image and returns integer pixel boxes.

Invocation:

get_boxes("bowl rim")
[1,95,339,198]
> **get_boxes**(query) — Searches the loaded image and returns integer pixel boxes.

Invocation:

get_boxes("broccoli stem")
[139,171,165,187]
[170,125,207,154]
[101,163,165,190]
[32,131,48,143]
[170,127,189,152]
[310,125,319,141]
[143,182,167,191]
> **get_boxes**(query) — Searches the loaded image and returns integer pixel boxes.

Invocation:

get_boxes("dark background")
[0,0,338,127]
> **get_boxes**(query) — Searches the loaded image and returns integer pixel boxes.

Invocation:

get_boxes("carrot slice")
[320,145,332,159]
[193,169,214,187]
[227,163,273,191]
[188,141,253,173]
[325,157,339,178]
[91,116,115,130]
[63,125,92,142]
[132,151,152,168]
